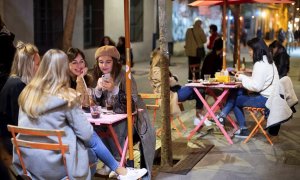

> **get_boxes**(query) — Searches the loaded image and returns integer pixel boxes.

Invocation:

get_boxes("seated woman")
[269,40,290,79]
[13,49,147,180]
[66,47,94,108]
[268,40,290,135]
[0,42,40,155]
[92,45,156,179]
[116,36,134,67]
[217,38,292,138]
[149,48,212,127]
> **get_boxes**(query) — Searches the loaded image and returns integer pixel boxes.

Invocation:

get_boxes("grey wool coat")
[13,92,94,180]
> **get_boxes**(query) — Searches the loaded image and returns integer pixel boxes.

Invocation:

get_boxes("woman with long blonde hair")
[0,41,39,155]
[14,49,147,180]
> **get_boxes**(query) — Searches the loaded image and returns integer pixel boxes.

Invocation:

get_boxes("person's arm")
[65,104,93,143]
[237,62,267,92]
[94,77,105,98]
[199,28,207,44]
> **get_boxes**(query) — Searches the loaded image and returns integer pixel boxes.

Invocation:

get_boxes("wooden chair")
[7,125,69,179]
[242,107,273,145]
[139,93,186,137]
[189,64,201,81]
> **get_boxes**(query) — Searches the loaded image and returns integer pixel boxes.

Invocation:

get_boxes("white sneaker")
[194,116,212,127]
[193,117,201,126]
[118,167,147,180]
[96,165,111,176]
[204,119,212,127]
[109,171,118,178]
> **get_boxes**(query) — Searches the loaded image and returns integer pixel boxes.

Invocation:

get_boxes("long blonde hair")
[10,41,39,84]
[19,49,78,118]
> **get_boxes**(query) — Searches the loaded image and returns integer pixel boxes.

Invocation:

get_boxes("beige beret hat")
[95,45,120,60]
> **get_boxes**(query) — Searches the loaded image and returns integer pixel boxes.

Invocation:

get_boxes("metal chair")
[7,125,69,179]
[243,107,273,145]
[139,93,186,137]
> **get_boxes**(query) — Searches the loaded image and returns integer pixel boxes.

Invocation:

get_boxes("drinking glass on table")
[105,98,113,111]
[204,74,211,82]
[90,105,101,119]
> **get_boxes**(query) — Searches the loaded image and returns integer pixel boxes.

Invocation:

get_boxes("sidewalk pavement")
[130,46,300,180]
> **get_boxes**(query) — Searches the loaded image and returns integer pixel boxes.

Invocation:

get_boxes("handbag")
[113,85,136,114]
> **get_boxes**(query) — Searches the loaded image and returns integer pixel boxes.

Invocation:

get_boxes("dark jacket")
[0,28,16,91]
[200,50,222,79]
[0,76,26,138]
[273,46,289,78]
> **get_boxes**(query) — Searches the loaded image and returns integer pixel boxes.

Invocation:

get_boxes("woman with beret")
[92,45,156,180]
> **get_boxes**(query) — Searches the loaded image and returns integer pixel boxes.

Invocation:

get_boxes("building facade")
[0,0,158,68]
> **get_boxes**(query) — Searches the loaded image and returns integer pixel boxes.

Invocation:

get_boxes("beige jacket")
[149,50,181,116]
[185,20,207,57]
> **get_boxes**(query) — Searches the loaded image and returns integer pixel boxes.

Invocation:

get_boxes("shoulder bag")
[192,28,205,58]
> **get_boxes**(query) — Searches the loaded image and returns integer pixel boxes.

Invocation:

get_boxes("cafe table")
[186,82,242,144]
[86,109,130,166]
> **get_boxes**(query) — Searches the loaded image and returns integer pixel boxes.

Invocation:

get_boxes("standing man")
[185,19,207,80]
[207,24,219,50]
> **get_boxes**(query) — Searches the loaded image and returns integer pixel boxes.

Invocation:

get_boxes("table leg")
[120,137,128,167]
[188,88,233,144]
[206,88,239,132]
[107,125,123,156]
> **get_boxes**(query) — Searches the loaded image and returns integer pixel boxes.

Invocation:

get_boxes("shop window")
[84,0,104,48]
[130,0,143,42]
[34,0,63,54]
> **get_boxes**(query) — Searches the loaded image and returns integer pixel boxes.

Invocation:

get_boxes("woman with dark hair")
[217,38,283,138]
[92,45,155,179]
[116,36,134,67]
[100,36,116,47]
[269,40,290,78]
[66,47,94,108]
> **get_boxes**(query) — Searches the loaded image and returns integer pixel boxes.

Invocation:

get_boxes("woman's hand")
[235,72,244,81]
[101,77,115,91]
[79,67,88,78]
[96,78,104,91]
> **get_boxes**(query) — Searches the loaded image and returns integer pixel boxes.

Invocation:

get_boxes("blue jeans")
[177,86,203,109]
[87,131,119,171]
[220,89,268,129]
